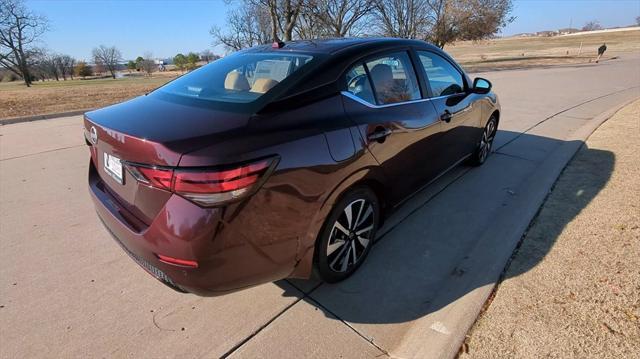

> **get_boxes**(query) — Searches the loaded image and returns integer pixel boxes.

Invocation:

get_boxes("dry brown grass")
[461,100,640,358]
[0,74,177,119]
[448,29,640,72]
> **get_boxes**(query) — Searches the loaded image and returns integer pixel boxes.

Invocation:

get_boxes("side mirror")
[472,77,492,94]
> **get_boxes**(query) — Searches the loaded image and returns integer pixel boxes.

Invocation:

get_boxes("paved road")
[1,53,639,359]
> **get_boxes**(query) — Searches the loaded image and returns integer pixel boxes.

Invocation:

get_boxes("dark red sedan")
[85,38,500,295]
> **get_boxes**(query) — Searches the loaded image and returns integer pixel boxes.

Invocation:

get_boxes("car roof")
[247,37,439,55]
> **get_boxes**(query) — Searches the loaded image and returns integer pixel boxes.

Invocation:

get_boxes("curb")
[0,109,92,126]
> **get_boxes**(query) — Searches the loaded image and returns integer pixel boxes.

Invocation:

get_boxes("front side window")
[344,52,421,106]
[158,52,314,103]
[418,51,465,97]
[365,52,421,105]
[345,64,375,104]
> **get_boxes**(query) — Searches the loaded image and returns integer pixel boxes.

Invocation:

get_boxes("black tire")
[470,115,498,166]
[314,186,380,283]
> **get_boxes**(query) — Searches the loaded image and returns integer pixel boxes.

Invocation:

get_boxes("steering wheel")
[348,73,367,91]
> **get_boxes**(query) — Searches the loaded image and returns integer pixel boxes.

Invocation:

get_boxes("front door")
[416,51,483,164]
[341,51,444,203]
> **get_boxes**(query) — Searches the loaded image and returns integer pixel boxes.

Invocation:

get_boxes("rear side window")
[345,52,420,106]
[159,52,313,103]
[418,51,465,97]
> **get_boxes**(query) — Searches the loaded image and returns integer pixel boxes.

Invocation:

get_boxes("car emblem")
[90,126,98,144]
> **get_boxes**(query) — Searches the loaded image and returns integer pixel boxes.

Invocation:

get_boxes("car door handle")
[367,127,392,143]
[440,110,452,123]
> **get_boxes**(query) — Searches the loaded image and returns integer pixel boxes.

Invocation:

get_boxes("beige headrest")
[224,72,250,91]
[370,64,393,88]
[250,78,279,94]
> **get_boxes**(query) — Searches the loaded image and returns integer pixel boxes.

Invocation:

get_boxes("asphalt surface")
[1,53,639,359]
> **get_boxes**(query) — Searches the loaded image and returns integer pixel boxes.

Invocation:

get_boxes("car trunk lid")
[84,94,250,224]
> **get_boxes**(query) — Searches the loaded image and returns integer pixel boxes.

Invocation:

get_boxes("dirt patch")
[461,100,640,358]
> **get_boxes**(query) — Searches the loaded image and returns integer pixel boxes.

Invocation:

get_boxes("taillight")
[125,158,276,207]
[135,167,173,190]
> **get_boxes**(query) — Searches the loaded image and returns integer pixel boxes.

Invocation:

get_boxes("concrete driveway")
[1,53,639,359]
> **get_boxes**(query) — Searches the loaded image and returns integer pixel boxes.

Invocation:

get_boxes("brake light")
[173,161,268,193]
[136,167,173,190]
[126,158,275,206]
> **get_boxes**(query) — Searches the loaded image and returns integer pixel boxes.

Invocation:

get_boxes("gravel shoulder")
[461,100,640,358]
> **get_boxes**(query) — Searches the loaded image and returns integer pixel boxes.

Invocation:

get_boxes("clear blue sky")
[27,0,640,61]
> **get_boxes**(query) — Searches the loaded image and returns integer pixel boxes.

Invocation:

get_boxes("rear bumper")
[98,216,188,293]
[88,160,299,296]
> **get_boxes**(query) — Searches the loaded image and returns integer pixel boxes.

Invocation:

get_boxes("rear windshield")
[158,52,314,103]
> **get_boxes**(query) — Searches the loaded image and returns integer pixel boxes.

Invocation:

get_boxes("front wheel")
[470,116,498,166]
[314,187,380,283]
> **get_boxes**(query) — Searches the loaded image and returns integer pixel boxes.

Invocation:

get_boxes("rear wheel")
[314,187,379,283]
[470,115,497,166]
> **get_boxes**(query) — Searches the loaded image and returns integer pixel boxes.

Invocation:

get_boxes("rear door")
[416,50,483,164]
[341,50,444,203]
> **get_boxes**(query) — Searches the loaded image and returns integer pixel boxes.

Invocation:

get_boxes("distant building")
[536,30,558,37]
[512,33,536,37]
[558,28,580,35]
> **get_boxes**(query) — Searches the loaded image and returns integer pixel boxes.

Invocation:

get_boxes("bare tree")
[28,47,47,81]
[295,7,330,39]
[140,52,156,76]
[372,0,430,38]
[211,0,271,51]
[45,53,60,80]
[27,50,64,82]
[251,0,304,41]
[372,0,513,48]
[298,0,374,37]
[200,49,218,63]
[0,0,49,86]
[92,45,122,79]
[57,54,75,80]
[582,20,603,31]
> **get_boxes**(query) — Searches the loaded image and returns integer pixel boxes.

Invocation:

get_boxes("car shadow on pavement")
[275,130,614,326]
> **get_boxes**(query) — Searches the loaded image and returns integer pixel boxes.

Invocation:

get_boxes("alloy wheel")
[478,118,497,163]
[326,198,375,273]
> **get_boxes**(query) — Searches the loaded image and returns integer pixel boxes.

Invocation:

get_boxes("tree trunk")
[20,64,32,87]
[269,2,280,42]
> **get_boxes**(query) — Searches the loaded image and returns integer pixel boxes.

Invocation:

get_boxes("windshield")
[158,52,314,103]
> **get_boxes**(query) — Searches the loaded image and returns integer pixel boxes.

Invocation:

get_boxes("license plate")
[103,152,123,184]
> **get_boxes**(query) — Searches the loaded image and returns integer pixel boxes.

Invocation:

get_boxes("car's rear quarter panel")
[174,95,382,284]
